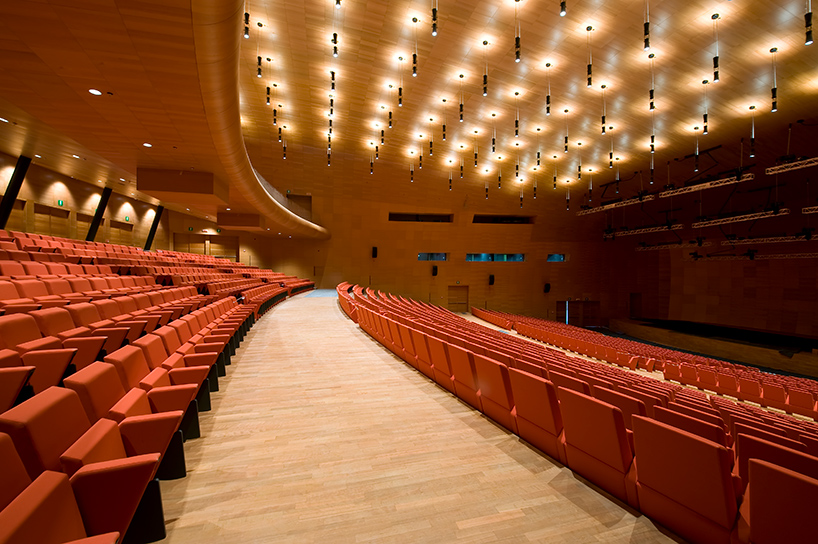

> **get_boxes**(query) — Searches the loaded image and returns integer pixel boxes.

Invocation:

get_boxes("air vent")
[389,213,453,223]
[472,215,534,224]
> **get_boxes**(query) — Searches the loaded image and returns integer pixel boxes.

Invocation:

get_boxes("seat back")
[654,406,729,447]
[591,386,647,430]
[154,326,183,353]
[0,280,24,301]
[91,299,121,320]
[0,387,91,479]
[472,353,514,410]
[0,314,44,349]
[632,416,737,530]
[549,371,591,395]
[445,343,478,390]
[735,433,818,488]
[558,387,633,472]
[103,346,152,390]
[507,368,562,435]
[748,459,818,544]
[30,307,83,337]
[41,278,73,296]
[63,362,128,423]
[11,280,50,298]
[131,335,170,370]
[0,261,27,277]
[0,432,32,511]
[112,296,139,314]
[21,262,49,276]
[64,302,105,328]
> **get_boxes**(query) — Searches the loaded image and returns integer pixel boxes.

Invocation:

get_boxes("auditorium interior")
[1,0,818,542]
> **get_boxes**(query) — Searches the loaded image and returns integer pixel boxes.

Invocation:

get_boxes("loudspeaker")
[488,274,495,285]
[432,265,438,276]
[371,246,378,258]
[544,283,551,293]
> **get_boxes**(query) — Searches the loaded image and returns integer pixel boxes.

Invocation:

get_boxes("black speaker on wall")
[432,265,438,276]
[544,283,551,293]
[488,274,495,285]
[371,246,378,258]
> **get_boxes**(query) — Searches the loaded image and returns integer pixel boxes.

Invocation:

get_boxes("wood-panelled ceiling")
[1,0,817,238]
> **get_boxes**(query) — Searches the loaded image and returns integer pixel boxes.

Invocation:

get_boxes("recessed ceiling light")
[72,154,81,159]
[186,208,190,211]
[34,154,41,158]
[142,142,152,147]
[88,89,102,96]
[226,207,231,211]
[0,117,8,123]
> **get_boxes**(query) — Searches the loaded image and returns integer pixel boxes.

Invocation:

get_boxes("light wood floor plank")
[161,295,680,543]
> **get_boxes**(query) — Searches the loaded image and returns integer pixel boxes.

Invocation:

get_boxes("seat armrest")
[119,412,184,457]
[62,336,107,369]
[146,385,197,412]
[168,366,209,387]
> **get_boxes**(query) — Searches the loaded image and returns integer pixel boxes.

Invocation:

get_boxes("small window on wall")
[418,252,448,261]
[466,253,525,262]
[547,254,566,262]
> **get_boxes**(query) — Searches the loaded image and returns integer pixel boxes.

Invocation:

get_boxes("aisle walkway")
[161,295,678,543]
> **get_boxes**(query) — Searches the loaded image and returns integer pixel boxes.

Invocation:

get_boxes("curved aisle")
[161,291,675,543]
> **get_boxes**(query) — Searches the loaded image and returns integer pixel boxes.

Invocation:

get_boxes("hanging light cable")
[332,32,339,58]
[515,0,522,63]
[806,0,814,45]
[441,99,447,140]
[600,84,607,134]
[644,0,651,50]
[428,118,434,156]
[586,26,594,87]
[483,40,489,96]
[712,14,720,82]
[473,130,479,167]
[398,57,404,107]
[702,79,709,134]
[412,17,419,77]
[650,111,655,154]
[514,91,520,137]
[545,62,552,116]
[770,47,779,112]
[610,131,615,168]
[459,74,465,122]
[560,0,566,17]
[244,9,250,39]
[491,113,497,153]
[577,142,582,182]
[388,85,393,128]
[536,127,542,167]
[749,105,756,158]
[563,109,569,153]
[431,0,438,36]
[553,155,558,189]
[649,53,656,110]
[694,126,700,172]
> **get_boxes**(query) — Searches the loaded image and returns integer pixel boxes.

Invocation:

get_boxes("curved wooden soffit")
[191,0,330,240]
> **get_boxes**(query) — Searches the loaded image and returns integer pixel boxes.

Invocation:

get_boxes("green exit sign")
[188,227,193,231]
[216,229,221,233]
[57,200,64,206]
[124,216,129,222]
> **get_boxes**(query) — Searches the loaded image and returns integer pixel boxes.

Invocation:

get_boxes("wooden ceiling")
[1,0,817,239]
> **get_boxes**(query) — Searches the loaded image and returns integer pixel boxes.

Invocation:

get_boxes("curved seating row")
[339,284,818,544]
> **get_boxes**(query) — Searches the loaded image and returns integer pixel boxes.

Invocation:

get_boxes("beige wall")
[0,152,169,249]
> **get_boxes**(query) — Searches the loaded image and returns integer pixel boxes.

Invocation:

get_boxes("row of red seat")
[0,295,256,543]
[241,283,289,317]
[338,283,818,544]
[477,308,818,420]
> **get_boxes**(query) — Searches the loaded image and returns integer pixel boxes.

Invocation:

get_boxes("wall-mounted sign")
[124,216,129,222]
[188,227,193,231]
[57,200,64,206]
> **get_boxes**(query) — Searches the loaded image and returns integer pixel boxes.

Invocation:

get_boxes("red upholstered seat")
[410,328,434,380]
[507,368,565,463]
[445,343,482,411]
[558,387,638,508]
[426,337,455,393]
[632,416,738,544]
[471,353,517,433]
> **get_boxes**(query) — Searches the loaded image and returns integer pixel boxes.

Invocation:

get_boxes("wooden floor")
[161,294,681,543]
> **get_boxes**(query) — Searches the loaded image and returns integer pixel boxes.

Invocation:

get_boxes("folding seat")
[132,334,218,392]
[90,299,148,342]
[130,293,179,322]
[507,368,565,462]
[10,279,70,307]
[733,433,818,495]
[395,323,419,368]
[667,401,726,431]
[104,344,210,412]
[548,370,591,395]
[0,280,40,313]
[64,360,195,451]
[760,382,788,412]
[557,387,638,508]
[0,433,121,544]
[733,423,806,452]
[168,315,235,359]
[425,336,455,393]
[617,386,664,417]
[0,350,35,412]
[737,377,764,404]
[733,459,818,544]
[0,260,32,279]
[590,386,646,430]
[445,343,482,411]
[786,388,818,420]
[65,277,109,299]
[632,416,738,544]
[410,329,435,380]
[471,354,517,433]
[0,313,101,371]
[0,388,166,541]
[29,307,127,357]
[654,405,733,453]
[41,278,93,303]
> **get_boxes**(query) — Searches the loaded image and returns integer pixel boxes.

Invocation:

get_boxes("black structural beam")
[143,205,164,251]
[0,155,31,229]
[86,187,112,241]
